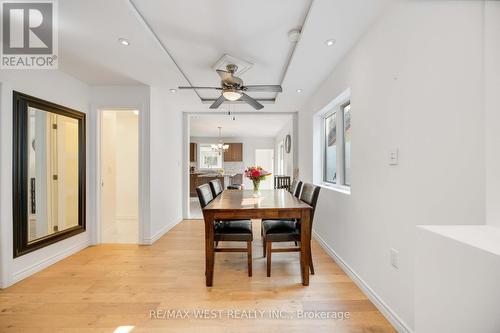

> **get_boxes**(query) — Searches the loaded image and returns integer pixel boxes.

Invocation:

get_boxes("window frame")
[198,144,223,169]
[315,89,351,194]
[341,101,351,186]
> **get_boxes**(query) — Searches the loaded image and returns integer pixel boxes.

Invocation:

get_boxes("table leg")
[300,209,311,286]
[204,211,215,286]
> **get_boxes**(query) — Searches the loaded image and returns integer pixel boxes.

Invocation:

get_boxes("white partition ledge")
[415,225,500,333]
[418,225,500,256]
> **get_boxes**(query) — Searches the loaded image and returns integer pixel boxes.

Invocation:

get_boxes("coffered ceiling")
[57,0,392,112]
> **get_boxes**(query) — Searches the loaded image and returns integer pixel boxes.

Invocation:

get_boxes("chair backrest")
[299,183,321,223]
[289,179,303,198]
[196,183,214,209]
[232,173,243,185]
[209,179,223,197]
[274,175,291,190]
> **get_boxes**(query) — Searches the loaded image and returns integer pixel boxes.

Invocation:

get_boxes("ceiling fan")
[178,64,282,110]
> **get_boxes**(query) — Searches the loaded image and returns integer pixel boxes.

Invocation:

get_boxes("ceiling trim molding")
[275,0,315,104]
[128,0,202,99]
[128,0,314,105]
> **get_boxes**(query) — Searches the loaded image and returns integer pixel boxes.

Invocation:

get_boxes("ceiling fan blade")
[244,85,283,92]
[216,69,232,81]
[178,86,221,90]
[209,95,226,109]
[239,93,264,110]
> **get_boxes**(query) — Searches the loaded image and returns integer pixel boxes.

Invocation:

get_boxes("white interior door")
[255,149,274,190]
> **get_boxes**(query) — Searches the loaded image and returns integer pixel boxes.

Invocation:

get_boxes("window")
[324,112,337,183]
[199,144,223,169]
[343,103,351,185]
[322,101,351,187]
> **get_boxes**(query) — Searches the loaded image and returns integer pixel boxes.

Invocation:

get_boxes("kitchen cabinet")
[224,143,243,162]
[190,142,197,162]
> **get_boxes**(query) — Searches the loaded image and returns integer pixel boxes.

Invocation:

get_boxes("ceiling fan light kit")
[179,63,283,111]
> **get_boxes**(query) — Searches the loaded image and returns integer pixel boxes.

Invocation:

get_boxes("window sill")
[316,182,351,195]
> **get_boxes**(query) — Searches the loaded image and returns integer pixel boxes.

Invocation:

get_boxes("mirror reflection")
[27,107,79,242]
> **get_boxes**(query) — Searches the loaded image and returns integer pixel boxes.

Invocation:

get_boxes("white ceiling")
[190,113,293,138]
[57,0,392,112]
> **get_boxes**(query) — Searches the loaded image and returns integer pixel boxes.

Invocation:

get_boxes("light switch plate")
[389,148,399,165]
[390,248,399,269]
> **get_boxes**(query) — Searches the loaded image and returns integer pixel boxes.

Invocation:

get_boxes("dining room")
[1,1,500,332]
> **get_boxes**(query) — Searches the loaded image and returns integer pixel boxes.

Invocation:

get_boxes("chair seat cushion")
[215,220,253,241]
[262,220,300,242]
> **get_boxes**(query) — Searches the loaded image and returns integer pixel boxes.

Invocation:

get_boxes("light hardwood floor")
[0,220,396,333]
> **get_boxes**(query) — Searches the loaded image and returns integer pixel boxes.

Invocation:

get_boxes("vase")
[252,179,261,197]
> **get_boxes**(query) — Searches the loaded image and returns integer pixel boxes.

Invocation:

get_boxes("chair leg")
[309,243,315,275]
[262,235,266,257]
[247,241,252,277]
[266,241,272,277]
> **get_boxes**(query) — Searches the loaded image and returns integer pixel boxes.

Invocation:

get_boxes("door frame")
[95,108,144,244]
[182,111,299,219]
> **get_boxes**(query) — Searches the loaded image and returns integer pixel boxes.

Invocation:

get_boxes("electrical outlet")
[390,248,399,269]
[388,148,399,165]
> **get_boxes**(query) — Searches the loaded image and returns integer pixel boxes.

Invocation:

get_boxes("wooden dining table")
[202,189,313,286]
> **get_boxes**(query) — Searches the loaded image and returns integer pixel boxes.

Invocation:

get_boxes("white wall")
[274,117,294,177]
[485,1,500,227]
[0,70,91,288]
[299,1,485,330]
[149,86,183,243]
[190,136,275,189]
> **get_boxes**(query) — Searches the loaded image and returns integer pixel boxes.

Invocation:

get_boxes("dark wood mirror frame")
[13,91,86,258]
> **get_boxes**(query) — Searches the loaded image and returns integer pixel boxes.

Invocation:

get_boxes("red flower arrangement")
[244,166,272,181]
[244,166,271,194]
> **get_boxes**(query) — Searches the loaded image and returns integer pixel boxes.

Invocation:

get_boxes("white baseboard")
[312,230,413,333]
[11,239,90,286]
[142,218,181,245]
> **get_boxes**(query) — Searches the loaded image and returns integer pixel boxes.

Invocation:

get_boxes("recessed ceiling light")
[325,39,336,47]
[296,89,302,93]
[118,38,130,46]
[169,88,177,93]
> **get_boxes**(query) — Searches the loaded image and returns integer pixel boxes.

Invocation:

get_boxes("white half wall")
[485,1,500,227]
[0,70,91,288]
[298,1,486,330]
[415,225,500,333]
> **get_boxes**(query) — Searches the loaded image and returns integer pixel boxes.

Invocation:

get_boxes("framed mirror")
[13,91,86,257]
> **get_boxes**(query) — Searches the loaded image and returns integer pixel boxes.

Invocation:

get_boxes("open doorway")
[100,110,139,243]
[255,149,274,190]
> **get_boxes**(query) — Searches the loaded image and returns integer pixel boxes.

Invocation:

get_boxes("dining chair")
[289,179,303,198]
[227,173,244,190]
[196,183,253,276]
[262,183,321,277]
[209,179,223,197]
[261,179,303,252]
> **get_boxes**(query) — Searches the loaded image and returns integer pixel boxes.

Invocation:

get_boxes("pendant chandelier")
[211,127,229,155]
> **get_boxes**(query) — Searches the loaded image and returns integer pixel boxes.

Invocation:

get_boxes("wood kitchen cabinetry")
[223,143,243,162]
[190,173,224,197]
[190,143,197,162]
